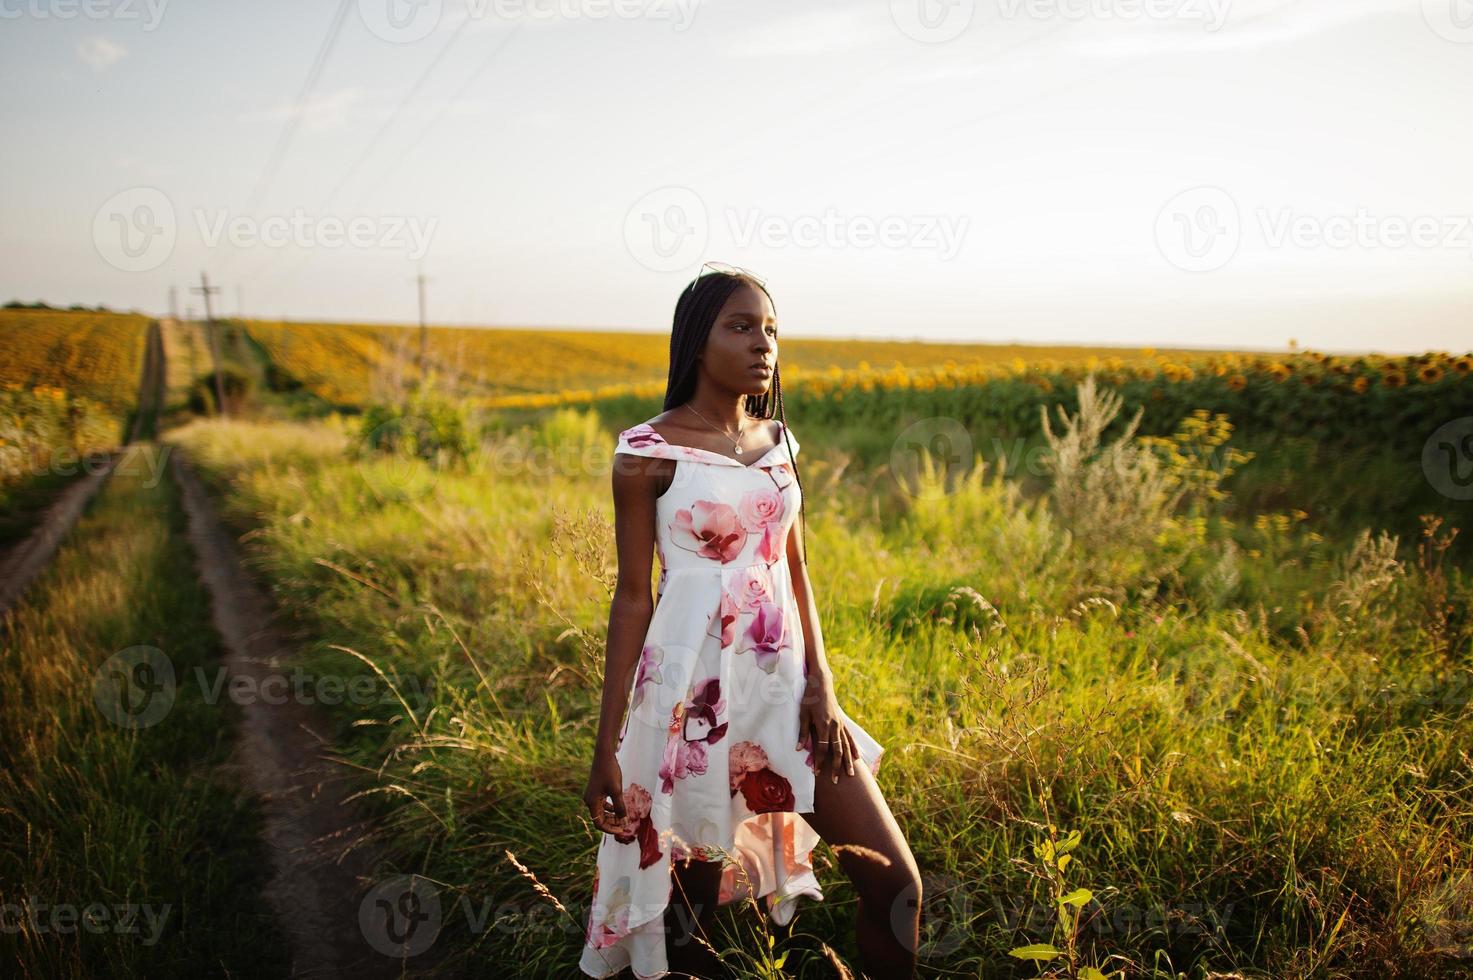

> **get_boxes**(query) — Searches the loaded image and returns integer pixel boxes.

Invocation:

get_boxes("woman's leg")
[801,760,923,979]
[665,855,725,978]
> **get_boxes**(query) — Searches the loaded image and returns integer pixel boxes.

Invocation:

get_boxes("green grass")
[0,442,290,979]
[161,392,1473,979]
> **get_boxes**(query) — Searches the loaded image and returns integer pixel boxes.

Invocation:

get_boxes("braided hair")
[663,269,807,565]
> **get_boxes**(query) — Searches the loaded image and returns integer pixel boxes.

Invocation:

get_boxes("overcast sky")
[4,0,1472,353]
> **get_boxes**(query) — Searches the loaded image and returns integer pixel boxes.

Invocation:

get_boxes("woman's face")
[699,282,778,396]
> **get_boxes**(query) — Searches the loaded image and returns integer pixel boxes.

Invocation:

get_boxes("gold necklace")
[685,404,752,455]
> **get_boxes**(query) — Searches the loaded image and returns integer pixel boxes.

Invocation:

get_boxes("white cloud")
[77,36,127,72]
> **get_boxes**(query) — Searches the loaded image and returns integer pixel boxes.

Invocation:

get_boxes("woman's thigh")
[800,758,921,906]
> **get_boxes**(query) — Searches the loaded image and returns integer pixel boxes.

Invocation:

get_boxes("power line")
[218,0,356,285]
[233,20,524,294]
[240,0,355,219]
[353,20,524,205]
[316,12,476,215]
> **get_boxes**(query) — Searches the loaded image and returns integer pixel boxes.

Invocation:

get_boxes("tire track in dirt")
[169,448,406,980]
[0,319,164,617]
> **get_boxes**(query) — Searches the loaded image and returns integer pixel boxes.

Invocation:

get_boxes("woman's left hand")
[797,668,857,783]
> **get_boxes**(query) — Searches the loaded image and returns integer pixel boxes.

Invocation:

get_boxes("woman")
[578,264,922,979]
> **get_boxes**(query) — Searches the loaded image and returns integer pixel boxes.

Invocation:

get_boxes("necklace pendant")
[734,445,743,454]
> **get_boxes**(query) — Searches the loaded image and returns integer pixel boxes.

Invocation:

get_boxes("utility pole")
[411,269,431,374]
[192,272,226,417]
[184,305,198,380]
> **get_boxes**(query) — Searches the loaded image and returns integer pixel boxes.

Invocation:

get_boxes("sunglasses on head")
[688,260,767,291]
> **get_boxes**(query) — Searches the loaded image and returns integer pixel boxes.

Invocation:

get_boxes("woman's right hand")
[584,750,627,835]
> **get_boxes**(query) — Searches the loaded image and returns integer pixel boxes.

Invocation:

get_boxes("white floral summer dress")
[578,418,885,979]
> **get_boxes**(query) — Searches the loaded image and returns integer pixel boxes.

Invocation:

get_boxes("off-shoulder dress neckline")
[618,418,797,470]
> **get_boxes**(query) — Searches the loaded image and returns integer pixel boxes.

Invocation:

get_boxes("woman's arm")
[786,516,832,683]
[787,514,857,780]
[591,453,660,761]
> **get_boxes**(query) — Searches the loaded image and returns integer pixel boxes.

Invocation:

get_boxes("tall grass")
[0,443,288,978]
[164,382,1472,978]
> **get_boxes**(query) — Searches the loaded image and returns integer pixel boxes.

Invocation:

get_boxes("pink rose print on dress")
[728,740,796,813]
[671,499,746,563]
[738,487,784,531]
[587,870,634,949]
[730,565,775,609]
[708,588,738,651]
[681,677,728,745]
[757,522,785,565]
[623,424,661,450]
[741,600,787,673]
[659,678,728,794]
[660,734,708,794]
[609,782,662,869]
[629,644,664,711]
